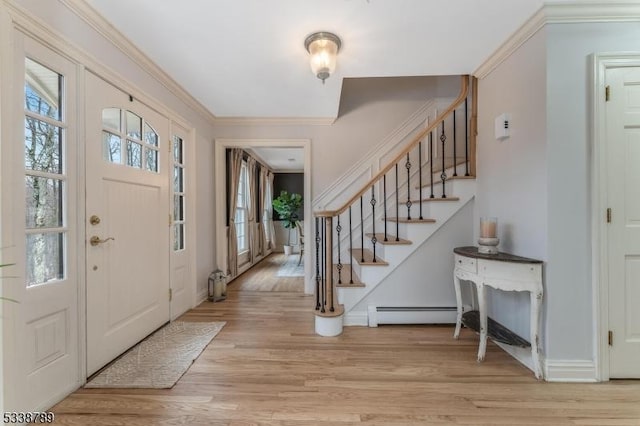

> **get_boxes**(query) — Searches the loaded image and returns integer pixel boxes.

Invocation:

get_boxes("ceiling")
[85,0,554,119]
[247,147,304,172]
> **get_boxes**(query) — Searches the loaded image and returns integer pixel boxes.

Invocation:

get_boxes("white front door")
[607,66,640,378]
[85,73,170,375]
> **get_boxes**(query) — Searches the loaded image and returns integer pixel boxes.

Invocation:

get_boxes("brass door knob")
[89,215,101,225]
[90,236,115,246]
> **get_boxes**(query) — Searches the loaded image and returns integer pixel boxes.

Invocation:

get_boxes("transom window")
[101,108,159,172]
[24,58,65,286]
[173,135,185,251]
[235,161,250,254]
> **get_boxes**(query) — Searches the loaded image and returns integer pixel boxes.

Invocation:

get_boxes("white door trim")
[214,139,313,294]
[591,52,640,382]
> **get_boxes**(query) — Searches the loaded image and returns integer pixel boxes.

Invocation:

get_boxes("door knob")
[89,215,101,225]
[90,236,115,246]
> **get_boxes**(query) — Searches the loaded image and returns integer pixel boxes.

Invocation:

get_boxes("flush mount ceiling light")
[304,31,341,84]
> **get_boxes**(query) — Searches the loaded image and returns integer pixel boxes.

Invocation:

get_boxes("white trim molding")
[213,116,335,126]
[591,52,640,382]
[57,0,216,123]
[475,2,640,79]
[544,359,598,382]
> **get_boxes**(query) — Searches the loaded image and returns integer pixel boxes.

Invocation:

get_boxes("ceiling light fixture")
[304,31,341,84]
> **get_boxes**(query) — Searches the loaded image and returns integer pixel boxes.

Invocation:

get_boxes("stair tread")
[351,248,389,266]
[365,233,412,245]
[333,264,366,287]
[386,217,436,223]
[419,196,460,202]
[416,174,475,189]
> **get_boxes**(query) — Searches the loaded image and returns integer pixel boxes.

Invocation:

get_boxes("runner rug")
[85,321,225,389]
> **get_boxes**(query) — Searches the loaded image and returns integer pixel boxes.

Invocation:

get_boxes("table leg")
[477,284,487,362]
[530,290,543,379]
[453,273,463,339]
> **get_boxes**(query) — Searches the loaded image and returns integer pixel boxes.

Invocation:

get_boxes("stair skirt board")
[366,305,463,327]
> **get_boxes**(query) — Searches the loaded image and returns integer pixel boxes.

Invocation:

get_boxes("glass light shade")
[305,32,341,83]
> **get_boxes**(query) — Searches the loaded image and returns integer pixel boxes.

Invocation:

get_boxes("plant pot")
[283,245,293,256]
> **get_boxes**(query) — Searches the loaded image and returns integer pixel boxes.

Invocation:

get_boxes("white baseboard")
[495,341,537,375]
[344,311,368,326]
[544,359,598,382]
[196,288,208,305]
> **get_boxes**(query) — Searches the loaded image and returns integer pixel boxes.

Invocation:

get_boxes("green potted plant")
[272,190,303,255]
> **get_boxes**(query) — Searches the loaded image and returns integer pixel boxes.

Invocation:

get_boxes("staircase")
[314,75,478,336]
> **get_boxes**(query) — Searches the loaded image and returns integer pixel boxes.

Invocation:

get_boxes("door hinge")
[607,208,612,223]
[608,330,613,346]
[605,85,611,102]
[169,288,173,302]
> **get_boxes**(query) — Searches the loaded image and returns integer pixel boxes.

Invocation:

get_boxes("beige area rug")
[276,253,304,277]
[85,321,225,389]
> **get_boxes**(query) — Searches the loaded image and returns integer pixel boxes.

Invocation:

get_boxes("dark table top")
[454,246,543,264]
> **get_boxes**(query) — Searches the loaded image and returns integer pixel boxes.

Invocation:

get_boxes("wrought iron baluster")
[395,164,399,241]
[336,215,342,284]
[321,217,326,313]
[429,132,434,199]
[360,196,365,263]
[315,217,320,310]
[383,174,388,242]
[465,97,470,176]
[418,141,423,220]
[370,185,377,263]
[349,206,353,284]
[406,153,412,220]
[453,109,458,177]
[328,216,334,312]
[440,121,447,199]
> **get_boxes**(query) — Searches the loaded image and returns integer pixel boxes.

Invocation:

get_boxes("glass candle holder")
[480,217,498,239]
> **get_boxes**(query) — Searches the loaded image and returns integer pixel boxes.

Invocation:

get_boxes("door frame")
[214,139,313,294]
[591,52,640,382]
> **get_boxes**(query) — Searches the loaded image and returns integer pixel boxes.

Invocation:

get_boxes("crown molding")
[58,0,216,123]
[213,116,336,126]
[474,1,640,79]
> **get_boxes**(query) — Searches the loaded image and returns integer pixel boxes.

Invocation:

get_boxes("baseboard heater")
[368,305,468,327]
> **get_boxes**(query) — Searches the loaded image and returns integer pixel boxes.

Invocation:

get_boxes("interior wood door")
[85,72,170,375]
[607,66,640,378]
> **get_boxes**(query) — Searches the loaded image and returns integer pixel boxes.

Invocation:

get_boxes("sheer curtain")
[227,148,243,277]
[258,166,268,257]
[245,157,257,264]
[267,171,276,249]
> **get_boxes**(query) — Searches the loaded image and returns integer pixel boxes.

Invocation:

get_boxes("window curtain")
[246,157,257,264]
[227,148,243,277]
[257,166,268,257]
[267,171,276,249]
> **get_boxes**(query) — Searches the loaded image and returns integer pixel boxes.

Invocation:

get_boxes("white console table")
[453,246,544,379]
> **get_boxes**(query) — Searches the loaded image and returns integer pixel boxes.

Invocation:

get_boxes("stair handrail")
[315,75,471,218]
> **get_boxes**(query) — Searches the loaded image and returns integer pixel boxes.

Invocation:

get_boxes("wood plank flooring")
[52,286,640,425]
[232,253,304,292]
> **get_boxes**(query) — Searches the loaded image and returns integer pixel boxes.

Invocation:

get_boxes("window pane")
[146,149,158,172]
[234,208,245,225]
[173,136,183,163]
[25,117,62,173]
[127,140,142,168]
[26,232,64,286]
[174,195,184,221]
[25,176,63,228]
[126,111,141,140]
[173,224,184,251]
[174,166,183,192]
[102,131,121,163]
[25,58,61,120]
[102,108,120,131]
[144,123,158,146]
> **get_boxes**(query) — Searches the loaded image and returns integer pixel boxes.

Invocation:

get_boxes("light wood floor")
[233,253,304,292]
[52,288,640,425]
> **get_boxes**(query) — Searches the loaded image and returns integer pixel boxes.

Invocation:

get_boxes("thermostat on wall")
[495,113,510,140]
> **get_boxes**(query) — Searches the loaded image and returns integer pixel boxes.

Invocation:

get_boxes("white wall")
[477,20,640,369]
[544,22,640,361]
[213,76,461,199]
[476,29,548,344]
[12,0,218,297]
